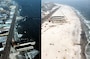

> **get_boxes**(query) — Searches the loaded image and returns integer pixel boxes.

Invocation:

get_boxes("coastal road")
[1,7,17,59]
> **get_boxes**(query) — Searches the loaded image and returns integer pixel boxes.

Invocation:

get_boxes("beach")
[41,4,87,59]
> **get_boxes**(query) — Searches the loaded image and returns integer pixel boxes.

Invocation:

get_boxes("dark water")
[43,0,90,20]
[14,0,90,40]
[14,0,41,54]
[14,0,41,42]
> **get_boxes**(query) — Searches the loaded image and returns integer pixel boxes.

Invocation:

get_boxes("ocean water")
[42,0,90,58]
[14,0,41,52]
[43,0,90,20]
[14,0,41,41]
[14,0,90,41]
[13,0,90,59]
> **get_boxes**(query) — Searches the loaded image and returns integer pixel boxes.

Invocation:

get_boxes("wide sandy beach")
[42,4,86,59]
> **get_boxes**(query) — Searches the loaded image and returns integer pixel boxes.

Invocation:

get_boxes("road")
[1,7,17,59]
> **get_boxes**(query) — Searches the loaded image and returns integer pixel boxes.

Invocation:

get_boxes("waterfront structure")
[0,0,38,59]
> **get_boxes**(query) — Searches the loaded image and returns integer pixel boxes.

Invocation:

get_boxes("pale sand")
[41,5,83,59]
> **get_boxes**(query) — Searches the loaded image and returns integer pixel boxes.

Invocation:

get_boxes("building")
[50,16,65,23]
[49,8,66,23]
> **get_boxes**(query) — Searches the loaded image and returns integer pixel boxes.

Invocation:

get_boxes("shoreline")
[42,4,88,59]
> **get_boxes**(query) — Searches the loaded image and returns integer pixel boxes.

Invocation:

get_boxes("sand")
[41,5,83,59]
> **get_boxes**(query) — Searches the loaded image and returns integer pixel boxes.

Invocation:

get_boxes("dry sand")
[41,5,84,59]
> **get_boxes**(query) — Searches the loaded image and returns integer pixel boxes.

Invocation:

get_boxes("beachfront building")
[50,16,65,23]
[49,7,66,23]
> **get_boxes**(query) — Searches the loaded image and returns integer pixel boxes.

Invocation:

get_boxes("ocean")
[42,0,90,58]
[14,0,41,53]
[13,0,90,59]
[14,0,41,43]
[14,0,90,41]
[43,0,90,20]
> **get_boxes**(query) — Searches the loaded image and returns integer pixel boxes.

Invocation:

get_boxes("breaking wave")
[71,6,90,59]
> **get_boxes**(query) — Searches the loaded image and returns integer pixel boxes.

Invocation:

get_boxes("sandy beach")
[41,4,86,59]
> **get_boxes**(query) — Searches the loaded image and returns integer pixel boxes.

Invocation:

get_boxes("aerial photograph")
[0,0,40,59]
[42,0,90,59]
